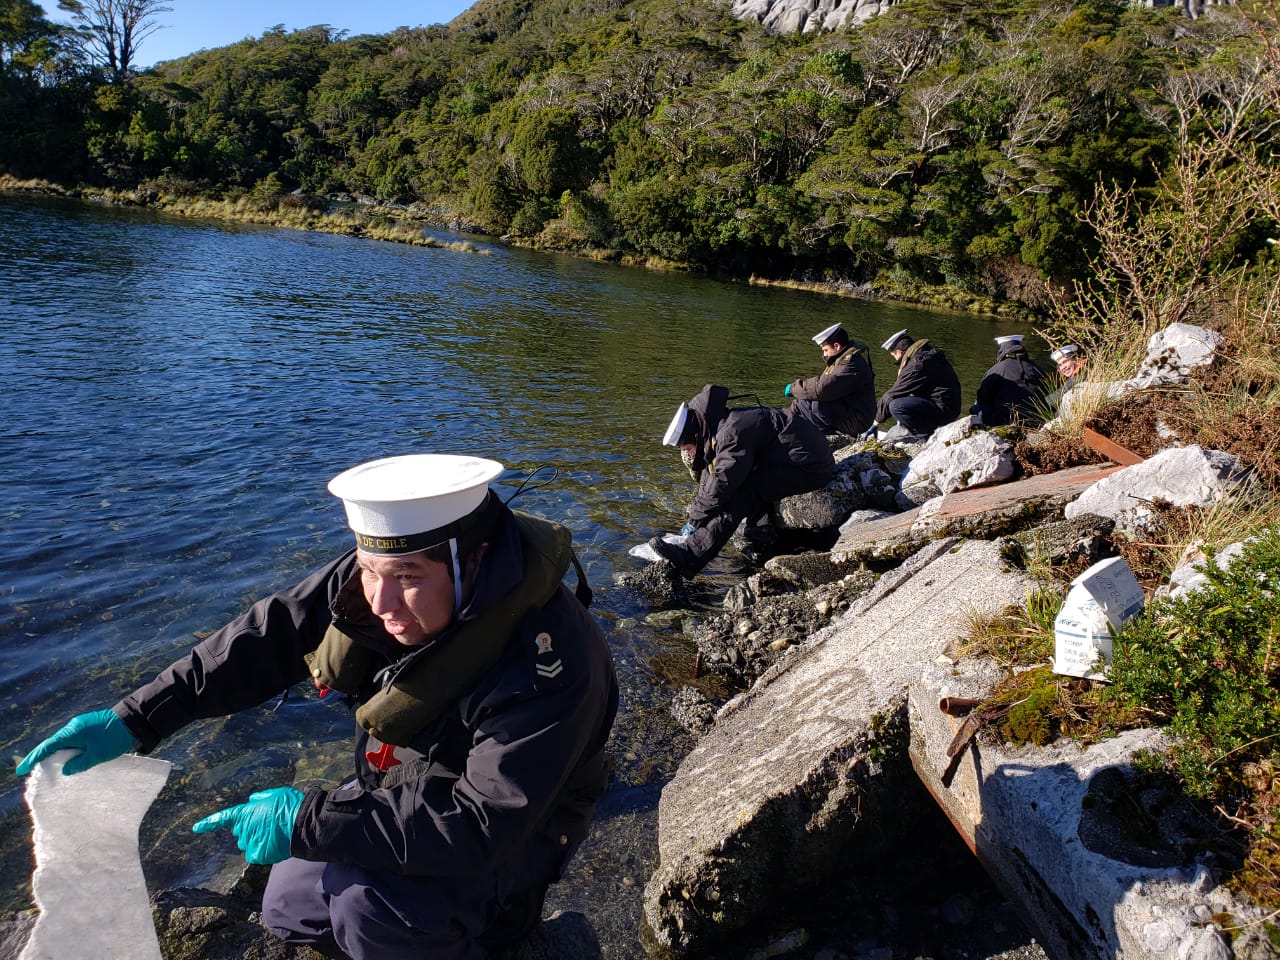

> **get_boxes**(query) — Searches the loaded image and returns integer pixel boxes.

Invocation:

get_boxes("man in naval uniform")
[16,453,619,960]
[648,383,835,573]
[784,322,876,439]
[970,334,1048,426]
[863,329,962,442]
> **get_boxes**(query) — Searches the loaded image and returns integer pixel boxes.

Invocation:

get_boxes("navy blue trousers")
[684,463,831,573]
[262,858,491,960]
[887,395,949,438]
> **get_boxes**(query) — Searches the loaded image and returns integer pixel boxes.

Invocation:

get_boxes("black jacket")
[116,506,618,886]
[684,383,835,525]
[788,342,876,436]
[874,339,962,425]
[970,345,1048,426]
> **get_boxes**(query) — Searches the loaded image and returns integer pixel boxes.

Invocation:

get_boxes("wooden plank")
[1082,427,1145,466]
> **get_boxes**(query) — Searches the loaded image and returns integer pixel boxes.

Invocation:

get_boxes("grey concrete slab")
[643,539,1033,956]
[909,661,1268,960]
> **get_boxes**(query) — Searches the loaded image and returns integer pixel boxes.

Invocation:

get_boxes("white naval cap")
[662,402,689,447]
[994,335,1023,347]
[1050,343,1081,363]
[328,453,504,555]
[812,323,844,345]
[881,329,910,351]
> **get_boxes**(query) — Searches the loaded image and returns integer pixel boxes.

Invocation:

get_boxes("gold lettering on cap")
[356,534,410,551]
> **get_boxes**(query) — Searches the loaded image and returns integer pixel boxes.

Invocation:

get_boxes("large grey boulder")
[899,417,1016,497]
[1064,445,1245,536]
[642,539,1032,956]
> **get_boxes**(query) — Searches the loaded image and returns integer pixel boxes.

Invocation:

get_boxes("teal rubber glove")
[783,383,792,397]
[192,786,304,865]
[16,709,137,776]
[680,522,696,537]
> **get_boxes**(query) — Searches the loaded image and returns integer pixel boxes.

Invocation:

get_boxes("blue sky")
[53,1,477,69]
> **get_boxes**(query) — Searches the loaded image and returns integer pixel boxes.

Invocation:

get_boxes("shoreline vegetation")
[11,4,1276,326]
[0,173,1026,318]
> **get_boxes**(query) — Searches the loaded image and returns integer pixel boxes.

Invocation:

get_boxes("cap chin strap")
[449,538,463,613]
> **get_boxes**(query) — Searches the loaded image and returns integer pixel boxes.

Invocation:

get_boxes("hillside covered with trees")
[1,0,1274,308]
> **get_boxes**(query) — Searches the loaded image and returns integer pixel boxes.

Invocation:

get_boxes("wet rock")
[723,569,805,612]
[152,883,320,960]
[693,574,874,689]
[763,552,863,591]
[670,687,719,736]
[616,559,690,608]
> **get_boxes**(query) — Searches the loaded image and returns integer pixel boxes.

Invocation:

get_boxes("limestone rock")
[1127,323,1223,391]
[900,417,1016,497]
[1155,538,1251,601]
[1065,445,1245,536]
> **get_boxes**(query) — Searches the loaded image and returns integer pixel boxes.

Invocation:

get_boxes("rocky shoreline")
[1,321,1273,960]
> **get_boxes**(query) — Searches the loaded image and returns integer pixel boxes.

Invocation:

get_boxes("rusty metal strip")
[1082,427,1144,466]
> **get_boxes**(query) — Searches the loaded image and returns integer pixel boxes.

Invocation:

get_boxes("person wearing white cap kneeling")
[969,334,1049,427]
[782,323,876,438]
[15,453,619,960]
[650,384,836,574]
[862,329,962,442]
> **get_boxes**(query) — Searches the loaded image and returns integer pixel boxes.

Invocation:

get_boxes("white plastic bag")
[628,533,688,562]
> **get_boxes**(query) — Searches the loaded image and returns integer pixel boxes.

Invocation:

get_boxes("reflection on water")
[0,195,1042,915]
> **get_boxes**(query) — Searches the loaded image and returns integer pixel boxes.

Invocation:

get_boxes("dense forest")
[1,0,1274,308]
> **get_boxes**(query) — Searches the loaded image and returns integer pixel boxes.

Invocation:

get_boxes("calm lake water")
[0,194,1040,948]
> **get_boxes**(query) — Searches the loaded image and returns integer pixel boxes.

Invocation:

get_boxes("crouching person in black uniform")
[865,329,962,442]
[784,323,876,439]
[15,453,620,960]
[970,334,1048,427]
[648,384,835,574]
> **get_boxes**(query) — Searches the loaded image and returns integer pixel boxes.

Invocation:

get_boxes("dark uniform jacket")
[788,342,876,436]
[115,505,618,893]
[684,383,835,526]
[874,338,962,426]
[970,345,1048,426]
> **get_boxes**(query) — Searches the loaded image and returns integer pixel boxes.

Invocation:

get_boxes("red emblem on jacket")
[365,742,402,771]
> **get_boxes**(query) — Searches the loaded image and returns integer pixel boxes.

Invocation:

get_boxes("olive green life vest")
[304,512,577,747]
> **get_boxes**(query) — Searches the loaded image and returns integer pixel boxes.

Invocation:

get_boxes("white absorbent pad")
[627,533,688,562]
[21,751,172,960]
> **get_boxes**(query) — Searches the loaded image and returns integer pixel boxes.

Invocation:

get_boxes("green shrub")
[1106,527,1280,801]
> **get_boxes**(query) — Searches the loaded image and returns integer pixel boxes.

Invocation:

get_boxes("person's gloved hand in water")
[15,709,137,776]
[192,786,304,865]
